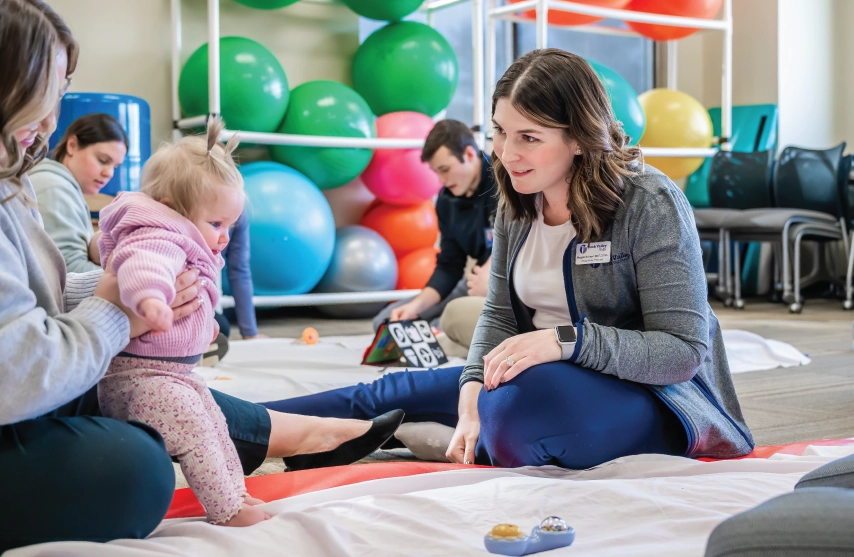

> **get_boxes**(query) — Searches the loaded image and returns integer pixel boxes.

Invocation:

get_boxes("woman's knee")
[0,418,174,549]
[72,419,176,534]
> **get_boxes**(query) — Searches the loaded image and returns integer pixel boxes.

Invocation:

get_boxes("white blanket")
[721,329,811,373]
[11,448,850,557]
[196,332,810,404]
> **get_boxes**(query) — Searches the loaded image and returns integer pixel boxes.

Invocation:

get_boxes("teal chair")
[686,105,778,302]
[685,104,779,208]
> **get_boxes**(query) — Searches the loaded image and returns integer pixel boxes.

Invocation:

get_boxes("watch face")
[556,326,577,343]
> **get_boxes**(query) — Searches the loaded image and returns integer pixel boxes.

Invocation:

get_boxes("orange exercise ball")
[360,200,439,258]
[397,247,439,290]
[625,0,723,41]
[509,0,630,26]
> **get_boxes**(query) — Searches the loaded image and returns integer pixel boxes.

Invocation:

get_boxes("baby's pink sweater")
[98,192,222,359]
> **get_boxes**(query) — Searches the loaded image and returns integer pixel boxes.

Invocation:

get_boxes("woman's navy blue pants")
[264,362,687,469]
[0,387,271,553]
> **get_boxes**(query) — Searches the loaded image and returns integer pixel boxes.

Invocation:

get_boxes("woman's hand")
[446,414,481,464]
[94,268,204,338]
[482,329,564,391]
[446,381,483,464]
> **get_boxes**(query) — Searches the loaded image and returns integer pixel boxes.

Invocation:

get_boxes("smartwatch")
[554,325,577,360]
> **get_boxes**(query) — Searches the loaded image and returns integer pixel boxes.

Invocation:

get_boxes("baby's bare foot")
[243,495,266,506]
[218,503,270,527]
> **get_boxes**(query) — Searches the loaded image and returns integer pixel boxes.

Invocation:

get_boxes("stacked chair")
[693,144,852,313]
[690,104,778,307]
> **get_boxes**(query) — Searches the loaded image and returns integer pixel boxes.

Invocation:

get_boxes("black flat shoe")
[284,409,405,472]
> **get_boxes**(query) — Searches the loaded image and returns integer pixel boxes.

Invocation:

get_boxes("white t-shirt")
[512,195,577,329]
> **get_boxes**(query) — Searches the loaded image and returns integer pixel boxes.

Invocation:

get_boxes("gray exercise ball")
[314,225,398,319]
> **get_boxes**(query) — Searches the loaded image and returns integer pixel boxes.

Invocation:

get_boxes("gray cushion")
[705,488,854,557]
[694,208,740,230]
[724,208,837,232]
[797,454,854,490]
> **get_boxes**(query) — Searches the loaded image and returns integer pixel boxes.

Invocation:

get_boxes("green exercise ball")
[178,36,289,133]
[353,22,458,117]
[340,0,423,21]
[588,60,645,145]
[234,0,300,9]
[269,80,375,190]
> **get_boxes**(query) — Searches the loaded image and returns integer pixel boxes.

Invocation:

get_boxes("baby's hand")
[138,298,174,333]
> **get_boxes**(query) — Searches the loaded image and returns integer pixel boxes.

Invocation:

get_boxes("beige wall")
[674,0,778,109]
[675,0,854,151]
[49,0,359,148]
[778,0,837,149]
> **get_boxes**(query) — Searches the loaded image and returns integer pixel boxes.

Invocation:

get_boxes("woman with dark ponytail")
[265,48,755,469]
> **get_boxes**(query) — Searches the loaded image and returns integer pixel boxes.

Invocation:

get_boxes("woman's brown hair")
[492,48,642,243]
[0,0,61,203]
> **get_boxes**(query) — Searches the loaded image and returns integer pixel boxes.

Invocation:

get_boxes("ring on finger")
[505,357,515,367]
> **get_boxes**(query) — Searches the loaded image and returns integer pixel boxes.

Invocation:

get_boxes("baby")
[97,118,267,527]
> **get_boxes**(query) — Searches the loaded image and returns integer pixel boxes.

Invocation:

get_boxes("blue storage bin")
[48,93,151,195]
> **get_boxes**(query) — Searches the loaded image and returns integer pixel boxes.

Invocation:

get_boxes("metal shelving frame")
[169,0,483,308]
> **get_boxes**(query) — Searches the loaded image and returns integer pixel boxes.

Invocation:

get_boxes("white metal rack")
[485,0,734,156]
[171,0,733,308]
[170,0,484,308]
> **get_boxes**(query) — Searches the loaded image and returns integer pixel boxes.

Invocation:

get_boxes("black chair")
[842,166,854,310]
[724,144,850,313]
[693,150,774,306]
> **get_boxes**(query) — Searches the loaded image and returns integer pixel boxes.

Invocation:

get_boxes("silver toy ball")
[539,516,569,532]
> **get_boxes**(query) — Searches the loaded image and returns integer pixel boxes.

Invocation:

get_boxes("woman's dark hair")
[52,113,129,162]
[0,0,61,202]
[421,119,479,163]
[492,48,642,243]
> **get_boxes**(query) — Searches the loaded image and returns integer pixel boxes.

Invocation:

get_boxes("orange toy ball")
[397,247,439,290]
[360,200,439,258]
[509,0,630,26]
[301,327,319,345]
[625,0,723,41]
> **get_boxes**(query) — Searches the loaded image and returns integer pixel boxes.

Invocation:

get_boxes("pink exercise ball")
[361,111,442,206]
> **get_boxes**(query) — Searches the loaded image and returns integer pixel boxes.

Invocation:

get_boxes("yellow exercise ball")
[638,88,713,182]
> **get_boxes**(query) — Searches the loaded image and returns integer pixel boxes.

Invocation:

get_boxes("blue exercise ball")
[241,162,335,295]
[588,60,646,145]
[48,93,151,195]
[314,225,397,318]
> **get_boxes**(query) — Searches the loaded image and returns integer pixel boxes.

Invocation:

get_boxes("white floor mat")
[196,335,465,403]
[197,331,810,404]
[11,448,850,557]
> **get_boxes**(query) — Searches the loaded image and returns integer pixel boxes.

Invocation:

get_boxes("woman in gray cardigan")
[30,112,128,273]
[267,48,755,468]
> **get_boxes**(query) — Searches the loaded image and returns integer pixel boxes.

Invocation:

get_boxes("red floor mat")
[167,438,854,520]
[166,461,473,519]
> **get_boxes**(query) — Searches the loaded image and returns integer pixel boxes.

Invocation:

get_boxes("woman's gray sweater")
[462,166,754,459]
[29,158,100,273]
[0,177,128,425]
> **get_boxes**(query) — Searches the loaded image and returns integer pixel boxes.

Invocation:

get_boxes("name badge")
[575,241,611,265]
